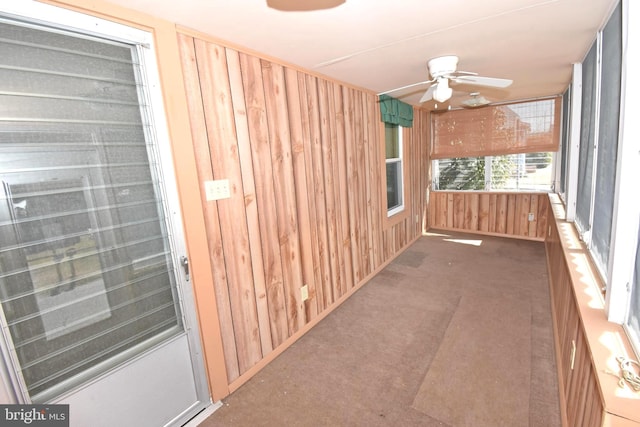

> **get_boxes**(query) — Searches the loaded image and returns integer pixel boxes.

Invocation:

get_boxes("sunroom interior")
[0,0,638,426]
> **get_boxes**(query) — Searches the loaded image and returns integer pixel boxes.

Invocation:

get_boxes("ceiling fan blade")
[453,75,513,88]
[419,85,436,103]
[447,70,478,77]
[377,79,433,96]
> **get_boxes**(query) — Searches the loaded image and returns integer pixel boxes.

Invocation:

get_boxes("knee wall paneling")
[545,195,640,427]
[429,191,549,240]
[177,33,429,387]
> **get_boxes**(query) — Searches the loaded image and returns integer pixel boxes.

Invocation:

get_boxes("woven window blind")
[431,97,561,160]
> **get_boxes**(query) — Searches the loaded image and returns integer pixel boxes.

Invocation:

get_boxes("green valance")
[379,94,413,128]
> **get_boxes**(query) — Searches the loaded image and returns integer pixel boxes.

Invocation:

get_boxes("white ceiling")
[106,0,618,109]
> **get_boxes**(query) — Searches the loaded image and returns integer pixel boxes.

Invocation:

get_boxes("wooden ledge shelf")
[545,193,640,427]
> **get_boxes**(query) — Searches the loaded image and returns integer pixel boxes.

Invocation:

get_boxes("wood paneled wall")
[429,191,549,240]
[177,33,429,388]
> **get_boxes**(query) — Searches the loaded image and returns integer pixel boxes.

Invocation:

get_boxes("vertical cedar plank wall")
[545,200,604,427]
[177,33,429,386]
[429,191,549,240]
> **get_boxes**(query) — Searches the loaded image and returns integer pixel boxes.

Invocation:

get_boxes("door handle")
[180,256,190,281]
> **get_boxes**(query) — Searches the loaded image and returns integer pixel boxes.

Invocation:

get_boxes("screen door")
[0,4,209,426]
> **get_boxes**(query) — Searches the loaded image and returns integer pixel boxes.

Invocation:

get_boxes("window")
[433,152,554,191]
[431,97,560,193]
[561,1,640,355]
[385,123,404,215]
[569,2,621,279]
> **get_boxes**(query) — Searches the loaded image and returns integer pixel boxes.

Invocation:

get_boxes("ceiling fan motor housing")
[427,55,459,78]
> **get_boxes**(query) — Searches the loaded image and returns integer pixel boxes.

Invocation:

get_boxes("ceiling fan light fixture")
[433,79,452,103]
[461,92,491,108]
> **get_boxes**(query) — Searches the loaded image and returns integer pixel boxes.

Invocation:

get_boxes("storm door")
[0,3,209,426]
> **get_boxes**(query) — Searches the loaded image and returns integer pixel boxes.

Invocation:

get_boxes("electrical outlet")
[301,284,309,301]
[204,179,230,201]
[528,212,535,222]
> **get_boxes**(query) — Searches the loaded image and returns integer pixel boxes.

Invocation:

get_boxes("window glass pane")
[386,161,402,210]
[436,157,486,190]
[625,228,640,355]
[591,2,622,275]
[0,20,181,399]
[434,153,553,191]
[385,123,399,159]
[575,41,598,234]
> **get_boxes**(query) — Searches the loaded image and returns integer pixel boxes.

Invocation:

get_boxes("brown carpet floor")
[199,231,561,427]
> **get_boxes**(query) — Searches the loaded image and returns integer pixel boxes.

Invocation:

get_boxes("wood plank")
[537,195,549,239]
[261,59,306,335]
[446,193,454,228]
[506,194,516,235]
[330,82,354,293]
[353,90,371,276]
[453,193,465,229]
[194,40,263,373]
[528,194,539,237]
[342,86,362,282]
[178,34,240,382]
[488,193,497,233]
[284,68,318,322]
[317,78,340,305]
[226,48,273,356]
[518,193,530,236]
[360,92,375,273]
[238,51,289,348]
[479,193,490,232]
[466,193,479,230]
[294,72,321,321]
[305,74,332,311]
[368,93,383,267]
[437,192,447,228]
[496,194,508,234]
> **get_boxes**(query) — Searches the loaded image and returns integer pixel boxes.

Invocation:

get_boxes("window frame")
[384,123,405,217]
[561,0,640,356]
[380,122,410,228]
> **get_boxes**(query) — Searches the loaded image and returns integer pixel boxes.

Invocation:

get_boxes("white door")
[0,3,210,426]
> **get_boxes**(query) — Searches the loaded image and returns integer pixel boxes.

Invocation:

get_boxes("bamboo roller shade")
[431,96,562,159]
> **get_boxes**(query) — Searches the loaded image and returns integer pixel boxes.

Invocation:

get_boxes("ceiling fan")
[379,55,513,104]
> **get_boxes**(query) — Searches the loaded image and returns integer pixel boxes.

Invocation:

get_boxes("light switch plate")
[204,179,230,201]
